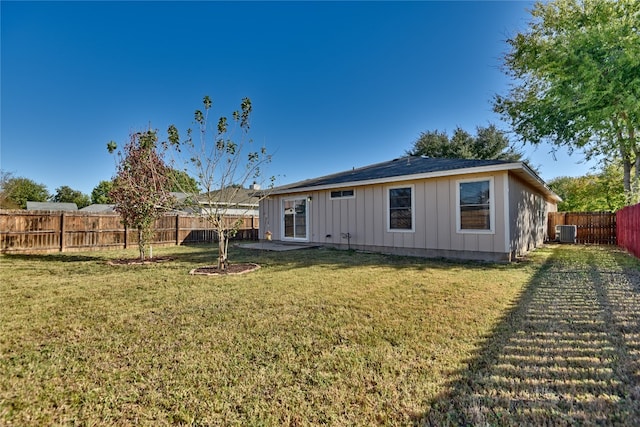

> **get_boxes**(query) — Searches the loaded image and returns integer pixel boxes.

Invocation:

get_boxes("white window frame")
[456,177,495,234]
[281,196,309,241]
[329,188,356,200]
[387,184,415,233]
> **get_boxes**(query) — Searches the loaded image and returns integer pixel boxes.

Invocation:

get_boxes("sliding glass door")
[283,198,308,240]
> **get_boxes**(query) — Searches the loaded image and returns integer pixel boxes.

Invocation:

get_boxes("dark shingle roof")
[278,156,512,191]
[268,156,560,202]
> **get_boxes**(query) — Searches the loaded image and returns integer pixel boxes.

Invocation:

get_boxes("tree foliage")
[167,169,200,194]
[494,0,640,202]
[407,125,524,161]
[109,130,175,260]
[167,96,273,270]
[548,162,626,212]
[91,180,114,205]
[52,185,91,209]
[0,172,50,209]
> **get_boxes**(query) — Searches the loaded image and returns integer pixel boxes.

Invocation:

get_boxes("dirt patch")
[107,256,175,266]
[190,263,260,276]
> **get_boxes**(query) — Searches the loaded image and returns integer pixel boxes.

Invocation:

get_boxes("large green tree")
[0,172,50,209]
[91,180,113,204]
[494,0,640,203]
[167,169,200,194]
[109,130,176,260]
[407,125,524,161]
[548,161,626,212]
[52,185,91,209]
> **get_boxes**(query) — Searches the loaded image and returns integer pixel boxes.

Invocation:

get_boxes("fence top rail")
[0,209,255,219]
[550,211,617,215]
[0,209,120,217]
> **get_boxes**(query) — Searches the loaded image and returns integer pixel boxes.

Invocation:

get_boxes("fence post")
[60,212,66,252]
[124,224,128,249]
[175,214,180,246]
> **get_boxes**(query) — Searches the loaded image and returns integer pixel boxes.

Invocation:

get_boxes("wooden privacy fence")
[617,203,640,258]
[547,212,617,245]
[0,210,259,253]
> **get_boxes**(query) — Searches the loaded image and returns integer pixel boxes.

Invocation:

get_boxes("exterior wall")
[260,171,513,261]
[507,173,555,258]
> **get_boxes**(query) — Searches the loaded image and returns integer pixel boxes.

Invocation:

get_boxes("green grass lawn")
[1,243,639,425]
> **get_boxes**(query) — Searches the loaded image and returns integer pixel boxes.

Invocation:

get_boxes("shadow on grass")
[3,243,522,277]
[1,253,105,263]
[222,243,521,274]
[416,246,640,426]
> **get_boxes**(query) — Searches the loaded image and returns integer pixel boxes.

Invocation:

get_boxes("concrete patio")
[237,241,319,251]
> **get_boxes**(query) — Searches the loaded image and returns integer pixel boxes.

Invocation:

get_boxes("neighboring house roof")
[79,204,116,213]
[26,202,78,211]
[271,156,561,202]
[198,187,260,208]
[170,192,191,204]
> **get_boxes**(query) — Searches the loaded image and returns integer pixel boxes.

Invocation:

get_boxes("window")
[330,189,355,199]
[388,186,414,231]
[457,178,494,233]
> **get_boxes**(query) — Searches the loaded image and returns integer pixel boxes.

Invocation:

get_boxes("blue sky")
[1,1,598,196]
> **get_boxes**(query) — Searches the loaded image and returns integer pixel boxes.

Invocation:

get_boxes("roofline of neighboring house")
[268,162,562,203]
[197,201,258,207]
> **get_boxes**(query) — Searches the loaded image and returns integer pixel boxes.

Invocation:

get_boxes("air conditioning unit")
[556,225,577,243]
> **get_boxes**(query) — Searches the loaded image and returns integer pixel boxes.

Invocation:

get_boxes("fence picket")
[617,203,640,258]
[547,211,616,244]
[0,210,259,254]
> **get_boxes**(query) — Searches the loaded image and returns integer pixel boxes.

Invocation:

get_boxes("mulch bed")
[106,257,260,276]
[107,256,175,266]
[190,263,260,276]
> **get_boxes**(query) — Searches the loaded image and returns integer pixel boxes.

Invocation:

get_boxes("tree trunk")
[138,227,145,260]
[217,229,227,270]
[622,158,631,191]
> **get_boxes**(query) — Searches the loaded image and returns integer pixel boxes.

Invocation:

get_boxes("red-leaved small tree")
[108,130,175,260]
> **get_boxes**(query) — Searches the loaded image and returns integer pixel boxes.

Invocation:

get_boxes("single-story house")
[194,186,260,217]
[259,156,560,262]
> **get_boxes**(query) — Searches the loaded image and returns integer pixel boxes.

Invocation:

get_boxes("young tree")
[494,0,640,202]
[167,96,273,270]
[108,130,175,260]
[91,180,114,204]
[52,185,91,209]
[0,173,50,209]
[407,125,524,161]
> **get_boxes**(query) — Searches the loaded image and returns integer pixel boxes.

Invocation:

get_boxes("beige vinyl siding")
[260,171,516,260]
[507,172,549,257]
[259,194,280,240]
[435,178,452,250]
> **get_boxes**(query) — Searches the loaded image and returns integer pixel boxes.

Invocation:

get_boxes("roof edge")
[269,161,561,202]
